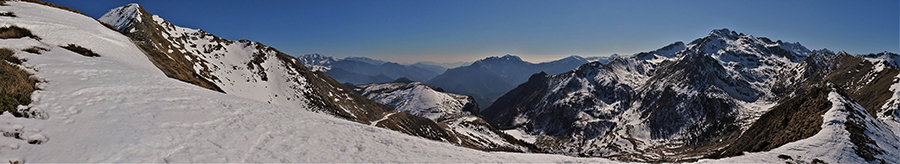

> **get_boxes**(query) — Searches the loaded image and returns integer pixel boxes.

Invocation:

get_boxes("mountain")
[5,1,897,163]
[296,53,337,72]
[585,54,619,63]
[482,28,900,162]
[414,61,473,70]
[427,54,614,109]
[298,54,441,84]
[97,3,467,145]
[348,79,536,152]
[0,2,620,162]
[344,56,387,65]
[411,62,449,74]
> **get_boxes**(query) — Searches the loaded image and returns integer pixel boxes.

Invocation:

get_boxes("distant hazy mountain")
[299,54,442,84]
[426,54,617,109]
[415,61,473,69]
[411,62,450,74]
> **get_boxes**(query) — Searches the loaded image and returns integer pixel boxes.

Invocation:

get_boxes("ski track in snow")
[370,111,399,126]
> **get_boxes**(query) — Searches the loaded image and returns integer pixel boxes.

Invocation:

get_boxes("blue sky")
[48,0,899,63]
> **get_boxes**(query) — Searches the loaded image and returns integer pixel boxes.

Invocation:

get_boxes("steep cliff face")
[99,4,453,142]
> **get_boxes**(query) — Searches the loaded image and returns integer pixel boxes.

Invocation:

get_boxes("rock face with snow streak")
[483,28,900,162]
[350,79,535,152]
[98,3,453,142]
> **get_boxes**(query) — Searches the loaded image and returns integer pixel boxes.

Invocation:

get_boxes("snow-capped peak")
[562,55,585,60]
[474,54,527,64]
[298,53,339,65]
[707,28,740,40]
[98,3,144,32]
[344,56,387,65]
[500,54,522,60]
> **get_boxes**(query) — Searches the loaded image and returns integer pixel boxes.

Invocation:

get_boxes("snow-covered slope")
[96,3,464,143]
[699,89,900,163]
[482,28,900,162]
[351,80,534,151]
[356,81,478,121]
[0,1,622,162]
[427,54,608,109]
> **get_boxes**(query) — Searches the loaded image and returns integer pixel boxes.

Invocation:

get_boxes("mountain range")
[1,0,897,163]
[298,53,443,85]
[428,54,618,108]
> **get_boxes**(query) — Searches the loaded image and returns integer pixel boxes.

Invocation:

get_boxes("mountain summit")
[482,28,899,162]
[427,54,617,109]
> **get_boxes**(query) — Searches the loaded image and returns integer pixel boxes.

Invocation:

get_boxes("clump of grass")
[0,26,38,39]
[0,47,22,64]
[0,12,14,17]
[60,44,100,57]
[20,0,88,17]
[0,48,19,64]
[0,48,39,118]
[99,21,119,32]
[21,46,47,54]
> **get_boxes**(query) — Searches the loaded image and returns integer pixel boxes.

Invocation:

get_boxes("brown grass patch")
[0,47,22,64]
[20,0,88,17]
[100,21,118,32]
[21,46,47,54]
[0,25,38,39]
[60,44,100,57]
[0,48,39,118]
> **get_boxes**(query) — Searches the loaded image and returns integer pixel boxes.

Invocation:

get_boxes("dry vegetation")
[0,25,38,39]
[0,11,14,17]
[0,48,39,118]
[0,47,22,64]
[21,46,47,54]
[19,0,88,17]
[60,44,100,57]
[711,87,832,158]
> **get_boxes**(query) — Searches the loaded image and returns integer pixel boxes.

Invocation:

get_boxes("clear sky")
[47,0,899,63]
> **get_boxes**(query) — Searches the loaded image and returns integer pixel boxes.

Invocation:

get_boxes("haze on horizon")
[48,0,899,64]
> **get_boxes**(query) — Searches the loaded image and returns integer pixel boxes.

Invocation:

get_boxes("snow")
[0,2,621,163]
[359,82,470,120]
[503,129,537,143]
[103,6,321,112]
[356,82,531,150]
[98,3,141,31]
[697,90,900,163]
[370,111,399,126]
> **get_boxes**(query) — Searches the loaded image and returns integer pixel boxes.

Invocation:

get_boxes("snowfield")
[0,2,620,162]
[698,90,900,163]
